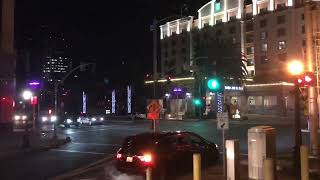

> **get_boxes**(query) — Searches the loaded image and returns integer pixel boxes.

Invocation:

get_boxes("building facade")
[147,0,320,119]
[42,54,72,82]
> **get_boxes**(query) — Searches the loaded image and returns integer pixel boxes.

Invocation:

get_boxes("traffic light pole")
[294,84,302,172]
[304,0,319,156]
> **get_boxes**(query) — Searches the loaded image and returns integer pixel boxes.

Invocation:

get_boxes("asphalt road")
[0,119,306,180]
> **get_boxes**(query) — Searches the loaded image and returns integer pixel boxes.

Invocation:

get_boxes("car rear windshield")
[121,134,160,154]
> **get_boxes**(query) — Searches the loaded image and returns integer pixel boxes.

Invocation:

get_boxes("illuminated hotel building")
[149,0,320,117]
[159,0,308,81]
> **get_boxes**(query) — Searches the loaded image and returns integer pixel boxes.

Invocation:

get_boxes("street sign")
[217,112,229,130]
[147,100,161,120]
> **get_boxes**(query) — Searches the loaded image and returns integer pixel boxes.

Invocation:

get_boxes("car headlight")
[51,116,57,122]
[100,117,104,121]
[91,118,96,121]
[66,119,72,124]
[14,115,20,120]
[22,115,27,120]
[42,116,48,122]
[77,118,81,122]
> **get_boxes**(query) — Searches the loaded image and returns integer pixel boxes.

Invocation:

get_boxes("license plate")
[126,156,133,162]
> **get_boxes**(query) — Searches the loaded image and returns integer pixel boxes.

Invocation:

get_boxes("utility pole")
[152,19,158,98]
[304,0,319,156]
[294,84,302,171]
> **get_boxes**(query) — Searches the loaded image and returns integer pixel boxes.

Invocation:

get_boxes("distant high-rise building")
[42,54,72,82]
[0,0,16,125]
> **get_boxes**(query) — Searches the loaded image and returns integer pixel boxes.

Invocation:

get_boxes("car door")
[171,134,193,171]
[188,133,211,166]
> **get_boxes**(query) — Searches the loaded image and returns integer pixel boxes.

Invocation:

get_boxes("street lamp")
[21,90,33,149]
[22,90,32,100]
[287,60,304,172]
[288,60,304,76]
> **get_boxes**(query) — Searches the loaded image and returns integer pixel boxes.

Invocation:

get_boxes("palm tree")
[194,38,248,86]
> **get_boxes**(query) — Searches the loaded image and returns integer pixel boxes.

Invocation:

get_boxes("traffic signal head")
[193,98,202,106]
[207,78,220,91]
[296,72,315,86]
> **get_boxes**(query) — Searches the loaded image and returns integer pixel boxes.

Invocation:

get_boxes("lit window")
[261,43,268,52]
[247,59,254,66]
[278,41,286,50]
[248,96,263,105]
[246,47,254,55]
[264,96,277,107]
[260,55,268,64]
[260,32,268,40]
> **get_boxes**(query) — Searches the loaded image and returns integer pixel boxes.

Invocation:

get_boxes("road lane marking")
[71,142,120,146]
[51,149,105,155]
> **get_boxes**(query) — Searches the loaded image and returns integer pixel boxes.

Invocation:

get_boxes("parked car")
[115,131,219,179]
[77,114,105,126]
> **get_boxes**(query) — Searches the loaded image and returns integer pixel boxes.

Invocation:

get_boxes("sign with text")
[217,112,229,130]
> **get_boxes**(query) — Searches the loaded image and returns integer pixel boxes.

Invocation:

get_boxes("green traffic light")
[193,99,202,106]
[207,78,220,91]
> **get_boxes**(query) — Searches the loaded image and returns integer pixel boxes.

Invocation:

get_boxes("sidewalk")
[69,156,318,180]
[0,130,71,160]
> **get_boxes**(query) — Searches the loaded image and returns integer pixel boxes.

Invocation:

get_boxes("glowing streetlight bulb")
[288,60,304,75]
[22,90,33,100]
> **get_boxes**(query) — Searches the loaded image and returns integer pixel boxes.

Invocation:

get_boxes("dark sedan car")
[115,131,219,180]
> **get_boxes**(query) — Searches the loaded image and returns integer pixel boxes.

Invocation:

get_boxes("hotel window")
[277,28,286,37]
[301,13,304,20]
[250,70,255,76]
[232,37,237,44]
[171,40,176,46]
[216,19,223,24]
[230,16,237,21]
[260,31,268,40]
[261,55,269,64]
[246,22,253,31]
[216,30,222,36]
[246,46,254,54]
[278,41,286,50]
[277,15,286,24]
[248,96,263,106]
[260,19,267,28]
[278,53,287,61]
[260,7,268,14]
[171,49,176,56]
[261,43,268,52]
[276,3,286,10]
[229,26,236,34]
[246,34,254,43]
[247,59,254,66]
[264,96,277,107]
[302,25,305,34]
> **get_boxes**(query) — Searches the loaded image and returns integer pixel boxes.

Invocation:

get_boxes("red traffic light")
[296,72,315,86]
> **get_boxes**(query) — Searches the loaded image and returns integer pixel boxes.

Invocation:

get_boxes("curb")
[0,137,71,161]
[49,154,114,180]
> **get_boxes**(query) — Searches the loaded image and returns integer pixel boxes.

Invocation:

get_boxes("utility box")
[248,126,276,179]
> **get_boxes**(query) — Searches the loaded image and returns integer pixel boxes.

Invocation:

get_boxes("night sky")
[15,0,209,88]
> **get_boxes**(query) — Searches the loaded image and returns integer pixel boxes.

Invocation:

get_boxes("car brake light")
[138,154,152,163]
[116,153,122,159]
